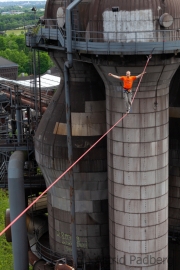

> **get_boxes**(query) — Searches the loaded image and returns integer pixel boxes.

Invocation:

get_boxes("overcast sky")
[0,0,45,2]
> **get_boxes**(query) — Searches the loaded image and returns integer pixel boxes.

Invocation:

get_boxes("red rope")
[0,54,152,237]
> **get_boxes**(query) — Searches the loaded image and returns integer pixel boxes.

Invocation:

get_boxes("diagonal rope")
[0,52,153,237]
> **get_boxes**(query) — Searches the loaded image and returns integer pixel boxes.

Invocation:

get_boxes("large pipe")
[64,63,77,269]
[55,263,75,270]
[33,49,38,123]
[4,92,47,113]
[65,0,82,68]
[64,1,82,268]
[8,151,29,270]
[16,106,23,144]
[5,210,48,243]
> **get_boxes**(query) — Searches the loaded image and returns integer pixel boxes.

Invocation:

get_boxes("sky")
[0,0,45,2]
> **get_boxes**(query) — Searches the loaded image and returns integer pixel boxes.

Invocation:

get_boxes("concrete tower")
[95,57,179,270]
[26,0,180,269]
[82,1,180,269]
[34,52,109,261]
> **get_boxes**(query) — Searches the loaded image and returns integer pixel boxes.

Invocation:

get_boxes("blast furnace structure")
[26,0,180,269]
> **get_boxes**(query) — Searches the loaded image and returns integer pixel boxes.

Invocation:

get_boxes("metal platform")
[26,20,180,55]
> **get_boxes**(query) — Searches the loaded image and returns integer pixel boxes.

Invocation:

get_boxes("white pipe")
[8,151,29,270]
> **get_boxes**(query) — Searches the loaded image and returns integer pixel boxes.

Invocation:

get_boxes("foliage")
[0,2,45,13]
[0,11,44,31]
[0,34,54,75]
[31,25,41,36]
[0,189,13,270]
[39,51,54,74]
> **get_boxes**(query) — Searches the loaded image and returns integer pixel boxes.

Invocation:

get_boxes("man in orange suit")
[108,70,146,113]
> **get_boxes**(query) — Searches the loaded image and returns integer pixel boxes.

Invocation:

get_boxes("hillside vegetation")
[0,189,13,270]
[0,34,53,75]
[0,11,44,31]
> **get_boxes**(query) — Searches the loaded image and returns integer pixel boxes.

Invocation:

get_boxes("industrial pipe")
[64,63,77,269]
[27,213,48,267]
[55,263,75,270]
[16,106,23,144]
[4,91,47,113]
[8,151,29,270]
[64,1,82,268]
[28,240,39,267]
[65,0,82,68]
[33,259,51,270]
[6,188,48,267]
[5,211,48,243]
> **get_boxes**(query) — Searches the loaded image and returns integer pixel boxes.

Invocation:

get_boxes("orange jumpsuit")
[120,76,137,112]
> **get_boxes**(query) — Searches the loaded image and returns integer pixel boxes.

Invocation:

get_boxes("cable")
[0,52,153,237]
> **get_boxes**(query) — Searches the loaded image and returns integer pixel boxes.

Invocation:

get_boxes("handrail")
[36,239,109,268]
[36,240,73,265]
[0,133,34,151]
[25,19,180,54]
[26,18,180,41]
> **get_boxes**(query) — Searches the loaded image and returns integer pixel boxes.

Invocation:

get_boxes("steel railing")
[26,18,180,41]
[36,239,110,269]
[36,240,74,265]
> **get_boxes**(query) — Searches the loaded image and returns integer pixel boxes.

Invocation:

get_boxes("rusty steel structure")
[35,60,108,264]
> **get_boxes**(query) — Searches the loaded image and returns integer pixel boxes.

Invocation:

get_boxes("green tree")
[0,11,44,31]
[39,51,53,74]
[13,35,25,51]
[0,33,54,76]
[0,189,13,270]
[7,40,18,50]
[0,37,6,51]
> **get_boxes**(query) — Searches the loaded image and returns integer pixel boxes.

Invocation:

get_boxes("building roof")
[17,74,61,90]
[0,74,61,91]
[0,57,18,68]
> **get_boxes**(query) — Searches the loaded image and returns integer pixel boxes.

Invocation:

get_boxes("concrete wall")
[169,66,180,228]
[95,57,180,270]
[0,66,18,80]
[169,118,180,227]
[35,56,109,261]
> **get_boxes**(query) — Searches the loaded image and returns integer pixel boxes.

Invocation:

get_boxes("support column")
[35,55,109,262]
[8,151,28,270]
[95,59,179,270]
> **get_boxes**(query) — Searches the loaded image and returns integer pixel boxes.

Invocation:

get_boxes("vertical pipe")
[64,63,77,269]
[33,49,38,123]
[64,1,83,267]
[66,0,82,68]
[16,106,22,144]
[9,87,12,106]
[37,51,42,117]
[8,151,28,270]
